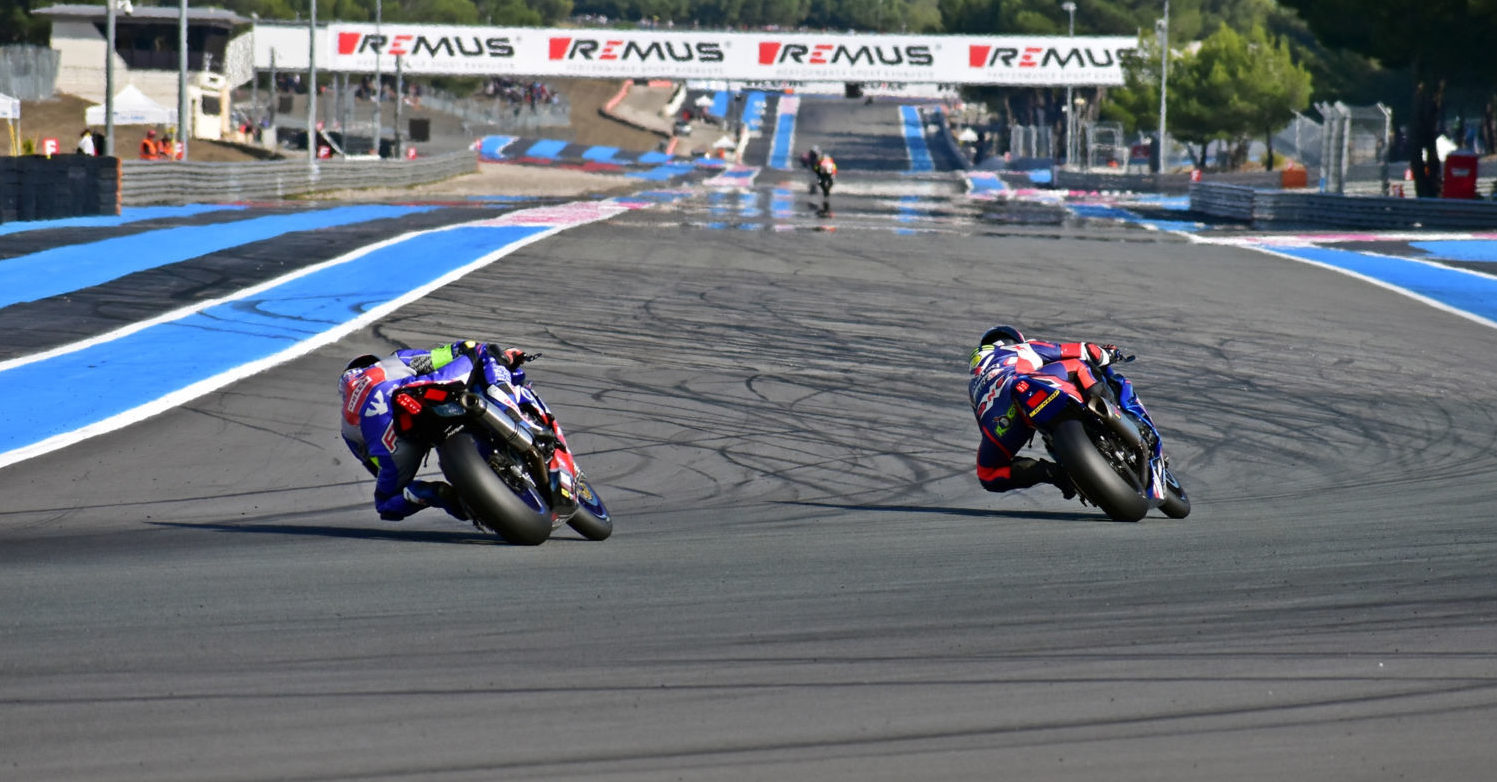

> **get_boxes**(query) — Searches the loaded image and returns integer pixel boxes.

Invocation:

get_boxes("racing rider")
[800,145,823,192]
[339,340,577,523]
[967,324,1127,498]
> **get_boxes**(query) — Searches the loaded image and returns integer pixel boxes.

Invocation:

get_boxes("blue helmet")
[979,325,1025,348]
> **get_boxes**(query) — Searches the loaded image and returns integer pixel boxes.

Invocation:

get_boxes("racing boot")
[1010,457,1078,501]
[404,480,471,522]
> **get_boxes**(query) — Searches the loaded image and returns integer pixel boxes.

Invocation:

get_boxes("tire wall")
[0,154,121,223]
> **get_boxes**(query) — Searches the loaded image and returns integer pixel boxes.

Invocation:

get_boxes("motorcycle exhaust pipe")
[1086,394,1148,455]
[459,392,537,453]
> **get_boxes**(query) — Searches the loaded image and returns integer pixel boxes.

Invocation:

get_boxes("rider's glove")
[1087,343,1125,367]
[500,348,527,369]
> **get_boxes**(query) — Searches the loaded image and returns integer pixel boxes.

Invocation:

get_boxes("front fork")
[1021,368,1168,500]
[470,356,581,519]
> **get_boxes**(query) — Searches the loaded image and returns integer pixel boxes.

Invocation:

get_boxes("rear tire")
[1050,418,1149,522]
[438,433,553,546]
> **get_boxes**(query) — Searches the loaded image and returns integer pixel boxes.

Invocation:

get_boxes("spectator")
[75,128,96,156]
[139,129,160,160]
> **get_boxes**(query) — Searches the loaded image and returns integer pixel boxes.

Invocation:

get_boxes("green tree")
[1,0,51,45]
[1234,24,1311,169]
[1105,22,1310,171]
[1280,0,1497,197]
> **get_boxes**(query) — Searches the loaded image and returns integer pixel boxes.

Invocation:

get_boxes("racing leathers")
[968,338,1122,495]
[339,340,573,522]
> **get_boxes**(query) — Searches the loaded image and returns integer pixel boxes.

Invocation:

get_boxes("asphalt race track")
[3,98,1497,781]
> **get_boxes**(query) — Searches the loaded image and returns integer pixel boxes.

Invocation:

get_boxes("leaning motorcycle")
[1018,354,1190,522]
[390,353,612,545]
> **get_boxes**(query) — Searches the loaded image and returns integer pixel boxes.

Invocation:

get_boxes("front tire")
[565,472,613,541]
[1159,467,1191,519]
[1050,418,1149,522]
[438,433,553,546]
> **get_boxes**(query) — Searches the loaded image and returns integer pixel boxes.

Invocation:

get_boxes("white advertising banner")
[318,24,1138,86]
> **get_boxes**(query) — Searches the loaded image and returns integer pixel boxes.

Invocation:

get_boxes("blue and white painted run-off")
[0,204,434,310]
[0,221,548,465]
[0,204,247,236]
[1256,243,1497,327]
[900,105,934,173]
[768,96,800,170]
[0,196,679,468]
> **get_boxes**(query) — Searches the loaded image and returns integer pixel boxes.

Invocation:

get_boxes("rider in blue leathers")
[968,325,1127,497]
[339,340,527,521]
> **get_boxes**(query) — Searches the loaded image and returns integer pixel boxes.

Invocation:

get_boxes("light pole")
[1156,0,1169,173]
[105,0,116,155]
[307,0,317,165]
[250,12,258,121]
[1062,1,1076,168]
[374,0,382,157]
[177,0,188,160]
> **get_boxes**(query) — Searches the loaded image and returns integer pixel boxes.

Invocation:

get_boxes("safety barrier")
[0,155,121,223]
[1191,181,1497,229]
[119,151,478,205]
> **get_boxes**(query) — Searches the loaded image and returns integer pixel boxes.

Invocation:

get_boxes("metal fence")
[420,88,571,135]
[119,151,477,205]
[1273,112,1324,171]
[0,46,60,101]
[1008,124,1052,159]
[1316,101,1393,195]
[1084,121,1126,169]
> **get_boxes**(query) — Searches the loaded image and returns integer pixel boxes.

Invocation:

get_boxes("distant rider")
[815,153,837,195]
[800,145,824,193]
[799,145,822,172]
[967,324,1127,498]
[338,340,575,522]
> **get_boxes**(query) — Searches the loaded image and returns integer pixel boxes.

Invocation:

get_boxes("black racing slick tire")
[1160,467,1191,519]
[565,472,613,541]
[1049,418,1150,523]
[437,433,553,546]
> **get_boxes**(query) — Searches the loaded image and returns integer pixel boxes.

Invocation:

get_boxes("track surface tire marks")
[3,217,1497,779]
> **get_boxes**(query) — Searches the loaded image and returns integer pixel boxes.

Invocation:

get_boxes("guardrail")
[119,151,478,205]
[1191,181,1497,229]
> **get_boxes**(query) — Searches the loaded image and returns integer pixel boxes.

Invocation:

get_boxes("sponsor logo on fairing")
[757,42,933,67]
[547,37,724,62]
[336,32,515,59]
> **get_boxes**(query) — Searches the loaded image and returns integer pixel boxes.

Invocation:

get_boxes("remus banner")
[320,25,1138,86]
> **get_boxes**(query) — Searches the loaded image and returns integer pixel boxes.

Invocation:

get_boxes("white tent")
[85,85,176,126]
[0,93,19,120]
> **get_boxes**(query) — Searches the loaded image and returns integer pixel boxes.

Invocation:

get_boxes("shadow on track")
[147,520,510,546]
[774,501,1107,524]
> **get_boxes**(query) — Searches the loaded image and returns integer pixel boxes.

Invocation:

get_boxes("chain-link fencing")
[0,46,60,101]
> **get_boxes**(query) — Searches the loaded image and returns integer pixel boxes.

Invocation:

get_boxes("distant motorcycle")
[816,166,835,200]
[1024,354,1190,522]
[391,353,612,545]
[800,151,836,200]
